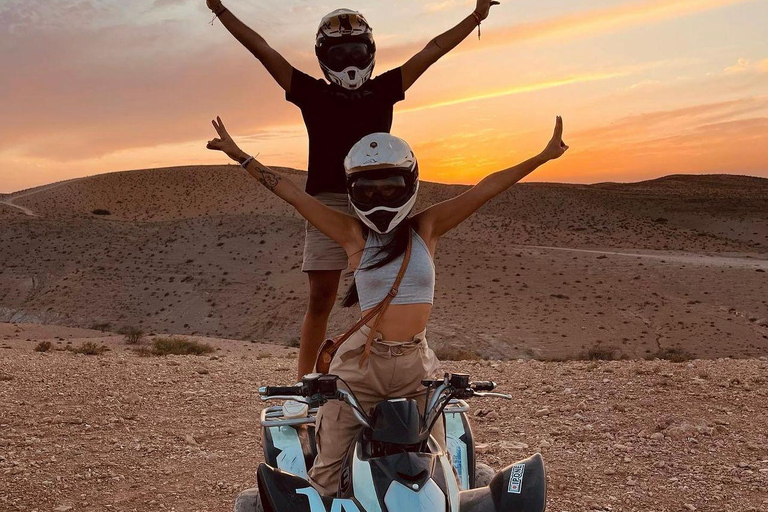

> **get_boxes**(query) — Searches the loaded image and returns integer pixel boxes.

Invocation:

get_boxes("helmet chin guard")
[319,60,375,91]
[351,183,419,234]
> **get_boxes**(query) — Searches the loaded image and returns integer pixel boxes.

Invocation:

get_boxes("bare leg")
[297,270,342,381]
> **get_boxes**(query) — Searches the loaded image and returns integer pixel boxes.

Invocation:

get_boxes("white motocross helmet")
[345,133,419,234]
[315,9,376,90]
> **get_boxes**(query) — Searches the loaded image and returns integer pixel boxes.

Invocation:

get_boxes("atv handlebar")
[472,381,497,392]
[422,374,510,435]
[258,375,374,428]
[258,373,510,433]
[260,385,303,397]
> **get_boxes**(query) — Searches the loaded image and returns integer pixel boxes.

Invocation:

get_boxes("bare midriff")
[362,303,432,342]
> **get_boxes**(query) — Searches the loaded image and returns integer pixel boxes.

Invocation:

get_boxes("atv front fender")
[459,453,546,512]
[257,463,363,512]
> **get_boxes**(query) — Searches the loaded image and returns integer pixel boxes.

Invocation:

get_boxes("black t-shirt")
[286,67,405,195]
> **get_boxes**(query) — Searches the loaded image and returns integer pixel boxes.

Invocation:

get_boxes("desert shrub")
[90,322,112,332]
[649,348,692,363]
[433,345,483,361]
[92,209,111,215]
[119,326,144,344]
[151,337,214,356]
[132,346,154,357]
[584,345,618,361]
[34,341,52,352]
[68,341,108,355]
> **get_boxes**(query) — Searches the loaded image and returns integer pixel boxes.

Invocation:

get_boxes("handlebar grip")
[263,386,303,397]
[472,381,496,392]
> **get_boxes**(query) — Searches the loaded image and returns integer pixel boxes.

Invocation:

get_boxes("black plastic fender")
[258,463,366,512]
[459,453,546,512]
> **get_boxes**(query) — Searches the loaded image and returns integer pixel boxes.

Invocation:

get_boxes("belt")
[340,331,426,362]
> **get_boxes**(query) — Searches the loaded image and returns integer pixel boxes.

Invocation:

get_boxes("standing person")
[205,0,501,381]
[206,115,569,496]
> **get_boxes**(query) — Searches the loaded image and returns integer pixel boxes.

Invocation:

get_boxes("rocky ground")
[1,332,767,512]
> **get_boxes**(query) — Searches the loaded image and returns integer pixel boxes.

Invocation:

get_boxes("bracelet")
[210,6,228,25]
[240,155,254,169]
[472,11,482,39]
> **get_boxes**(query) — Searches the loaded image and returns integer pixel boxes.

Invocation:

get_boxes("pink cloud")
[0,18,320,162]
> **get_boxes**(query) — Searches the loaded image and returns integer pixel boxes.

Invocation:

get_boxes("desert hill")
[1,167,767,359]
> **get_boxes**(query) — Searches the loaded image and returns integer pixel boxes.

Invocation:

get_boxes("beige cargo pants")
[307,325,446,496]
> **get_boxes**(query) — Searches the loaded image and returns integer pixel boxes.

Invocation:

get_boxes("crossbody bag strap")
[325,301,383,353]
[358,228,413,368]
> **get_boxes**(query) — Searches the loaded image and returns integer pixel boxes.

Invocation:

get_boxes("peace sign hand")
[541,116,569,161]
[207,116,248,163]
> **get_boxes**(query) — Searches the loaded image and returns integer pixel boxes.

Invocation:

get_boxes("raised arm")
[416,117,569,240]
[401,0,499,91]
[206,117,361,247]
[207,1,292,92]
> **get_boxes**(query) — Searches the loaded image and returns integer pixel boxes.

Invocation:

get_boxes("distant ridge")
[4,167,768,196]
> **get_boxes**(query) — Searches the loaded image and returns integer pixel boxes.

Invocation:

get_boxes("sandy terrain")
[1,167,767,360]
[1,332,767,512]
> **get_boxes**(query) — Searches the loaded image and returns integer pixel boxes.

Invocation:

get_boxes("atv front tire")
[234,487,264,512]
[474,462,496,488]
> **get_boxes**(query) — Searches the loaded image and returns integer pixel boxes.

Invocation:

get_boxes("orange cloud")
[400,70,634,114]
[484,0,755,46]
[550,98,768,183]
[380,0,756,66]
[0,38,308,162]
[571,97,768,148]
[2,0,766,193]
[555,116,768,183]
[723,57,768,74]
[411,97,768,185]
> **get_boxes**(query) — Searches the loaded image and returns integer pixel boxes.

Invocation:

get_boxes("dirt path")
[0,179,82,217]
[524,244,768,269]
[1,345,766,512]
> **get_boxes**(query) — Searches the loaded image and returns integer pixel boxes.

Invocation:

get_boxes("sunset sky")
[1,0,767,193]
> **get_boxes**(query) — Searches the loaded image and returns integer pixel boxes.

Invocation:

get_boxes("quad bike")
[252,372,546,512]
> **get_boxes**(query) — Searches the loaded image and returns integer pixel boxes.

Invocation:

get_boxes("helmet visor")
[324,42,373,72]
[349,175,410,209]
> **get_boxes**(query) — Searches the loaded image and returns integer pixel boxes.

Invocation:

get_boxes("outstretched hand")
[207,117,247,163]
[206,0,223,12]
[542,116,569,161]
[475,0,500,21]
